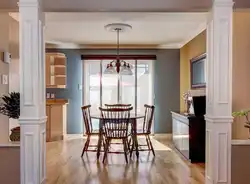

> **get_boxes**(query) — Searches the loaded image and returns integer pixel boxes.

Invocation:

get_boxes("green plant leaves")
[232,110,250,117]
[0,92,20,119]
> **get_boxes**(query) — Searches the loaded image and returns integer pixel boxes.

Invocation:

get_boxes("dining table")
[91,113,145,160]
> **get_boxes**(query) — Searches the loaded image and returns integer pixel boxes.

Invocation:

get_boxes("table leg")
[132,119,139,159]
[97,120,103,159]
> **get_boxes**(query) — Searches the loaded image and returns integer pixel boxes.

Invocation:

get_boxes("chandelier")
[104,23,133,75]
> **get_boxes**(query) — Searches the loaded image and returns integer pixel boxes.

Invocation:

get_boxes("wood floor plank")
[46,136,205,184]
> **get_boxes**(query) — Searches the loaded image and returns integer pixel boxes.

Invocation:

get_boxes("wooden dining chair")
[104,104,132,109]
[81,105,100,157]
[99,107,133,164]
[130,104,155,156]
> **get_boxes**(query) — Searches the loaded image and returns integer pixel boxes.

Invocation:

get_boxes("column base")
[205,115,233,184]
[20,118,46,184]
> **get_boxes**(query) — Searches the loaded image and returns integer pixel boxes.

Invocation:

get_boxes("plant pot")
[10,126,20,142]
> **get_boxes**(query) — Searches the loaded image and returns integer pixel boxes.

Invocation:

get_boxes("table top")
[91,113,145,119]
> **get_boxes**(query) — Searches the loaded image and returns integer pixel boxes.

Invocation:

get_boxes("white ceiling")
[41,12,208,48]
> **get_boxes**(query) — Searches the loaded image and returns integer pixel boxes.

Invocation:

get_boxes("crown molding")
[46,43,183,49]
[179,22,207,48]
[157,43,183,49]
[9,12,19,22]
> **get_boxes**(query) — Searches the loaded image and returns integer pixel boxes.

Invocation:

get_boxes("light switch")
[1,74,8,84]
[78,84,83,90]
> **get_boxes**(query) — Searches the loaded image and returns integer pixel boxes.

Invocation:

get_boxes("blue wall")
[46,49,180,134]
[46,49,83,134]
[154,50,180,133]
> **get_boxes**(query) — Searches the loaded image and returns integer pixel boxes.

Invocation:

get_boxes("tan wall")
[9,17,20,132]
[232,11,250,139]
[180,31,206,111]
[0,13,10,143]
[232,144,250,184]
[0,146,20,184]
[179,11,250,139]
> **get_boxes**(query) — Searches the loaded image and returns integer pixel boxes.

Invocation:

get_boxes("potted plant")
[0,92,20,141]
[232,109,250,138]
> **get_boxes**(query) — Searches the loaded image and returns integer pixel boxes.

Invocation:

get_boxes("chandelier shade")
[104,23,133,75]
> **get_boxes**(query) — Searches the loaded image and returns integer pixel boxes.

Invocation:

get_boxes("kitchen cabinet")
[171,111,206,163]
[46,99,68,142]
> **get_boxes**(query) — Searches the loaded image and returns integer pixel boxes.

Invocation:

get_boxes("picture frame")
[190,53,206,89]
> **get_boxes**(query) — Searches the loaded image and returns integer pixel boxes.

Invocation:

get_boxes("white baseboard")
[153,133,172,139]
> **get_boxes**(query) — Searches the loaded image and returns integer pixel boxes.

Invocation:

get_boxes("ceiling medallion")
[104,23,133,75]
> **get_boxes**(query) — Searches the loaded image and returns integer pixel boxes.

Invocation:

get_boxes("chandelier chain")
[116,28,121,60]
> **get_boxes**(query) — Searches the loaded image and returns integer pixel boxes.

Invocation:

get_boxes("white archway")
[18,0,233,183]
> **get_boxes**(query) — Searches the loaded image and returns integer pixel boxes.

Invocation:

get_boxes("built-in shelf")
[46,53,67,88]
[46,85,66,89]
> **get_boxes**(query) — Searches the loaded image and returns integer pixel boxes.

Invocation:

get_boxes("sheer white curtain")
[83,59,154,131]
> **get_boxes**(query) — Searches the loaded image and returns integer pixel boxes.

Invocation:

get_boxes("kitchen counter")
[46,99,68,142]
[46,99,68,105]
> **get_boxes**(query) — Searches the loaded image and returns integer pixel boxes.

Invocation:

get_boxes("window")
[83,56,155,131]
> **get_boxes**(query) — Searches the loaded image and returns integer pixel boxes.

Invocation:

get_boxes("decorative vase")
[10,126,20,142]
[186,101,191,114]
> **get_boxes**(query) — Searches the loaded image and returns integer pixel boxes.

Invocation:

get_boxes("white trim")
[46,42,183,49]
[153,133,172,139]
[205,115,234,123]
[151,60,155,134]
[231,140,250,145]
[156,43,183,49]
[83,60,91,106]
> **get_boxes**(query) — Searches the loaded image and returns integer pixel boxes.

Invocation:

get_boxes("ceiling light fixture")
[104,23,133,75]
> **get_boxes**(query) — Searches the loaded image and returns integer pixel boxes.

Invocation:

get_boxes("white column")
[205,0,234,184]
[19,0,46,184]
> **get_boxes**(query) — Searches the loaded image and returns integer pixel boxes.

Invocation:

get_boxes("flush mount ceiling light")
[104,23,133,75]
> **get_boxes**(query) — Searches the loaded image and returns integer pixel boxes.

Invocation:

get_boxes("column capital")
[18,0,42,8]
[213,0,234,7]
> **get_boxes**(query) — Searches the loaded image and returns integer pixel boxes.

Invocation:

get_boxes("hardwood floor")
[46,136,205,184]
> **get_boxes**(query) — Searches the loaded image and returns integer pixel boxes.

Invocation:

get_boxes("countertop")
[0,142,20,147]
[46,99,68,105]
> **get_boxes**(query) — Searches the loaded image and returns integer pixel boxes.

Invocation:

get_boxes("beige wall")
[9,18,20,132]
[0,146,20,184]
[0,13,10,143]
[180,31,206,111]
[232,11,250,139]
[0,14,19,142]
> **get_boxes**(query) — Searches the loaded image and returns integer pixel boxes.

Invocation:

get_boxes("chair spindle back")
[99,107,133,139]
[143,104,155,134]
[81,105,93,135]
[104,104,132,109]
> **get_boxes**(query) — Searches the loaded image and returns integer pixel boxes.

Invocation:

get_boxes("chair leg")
[128,137,132,149]
[147,135,155,156]
[127,137,131,152]
[123,139,128,164]
[130,139,135,158]
[103,139,110,164]
[81,135,90,157]
[145,135,150,151]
